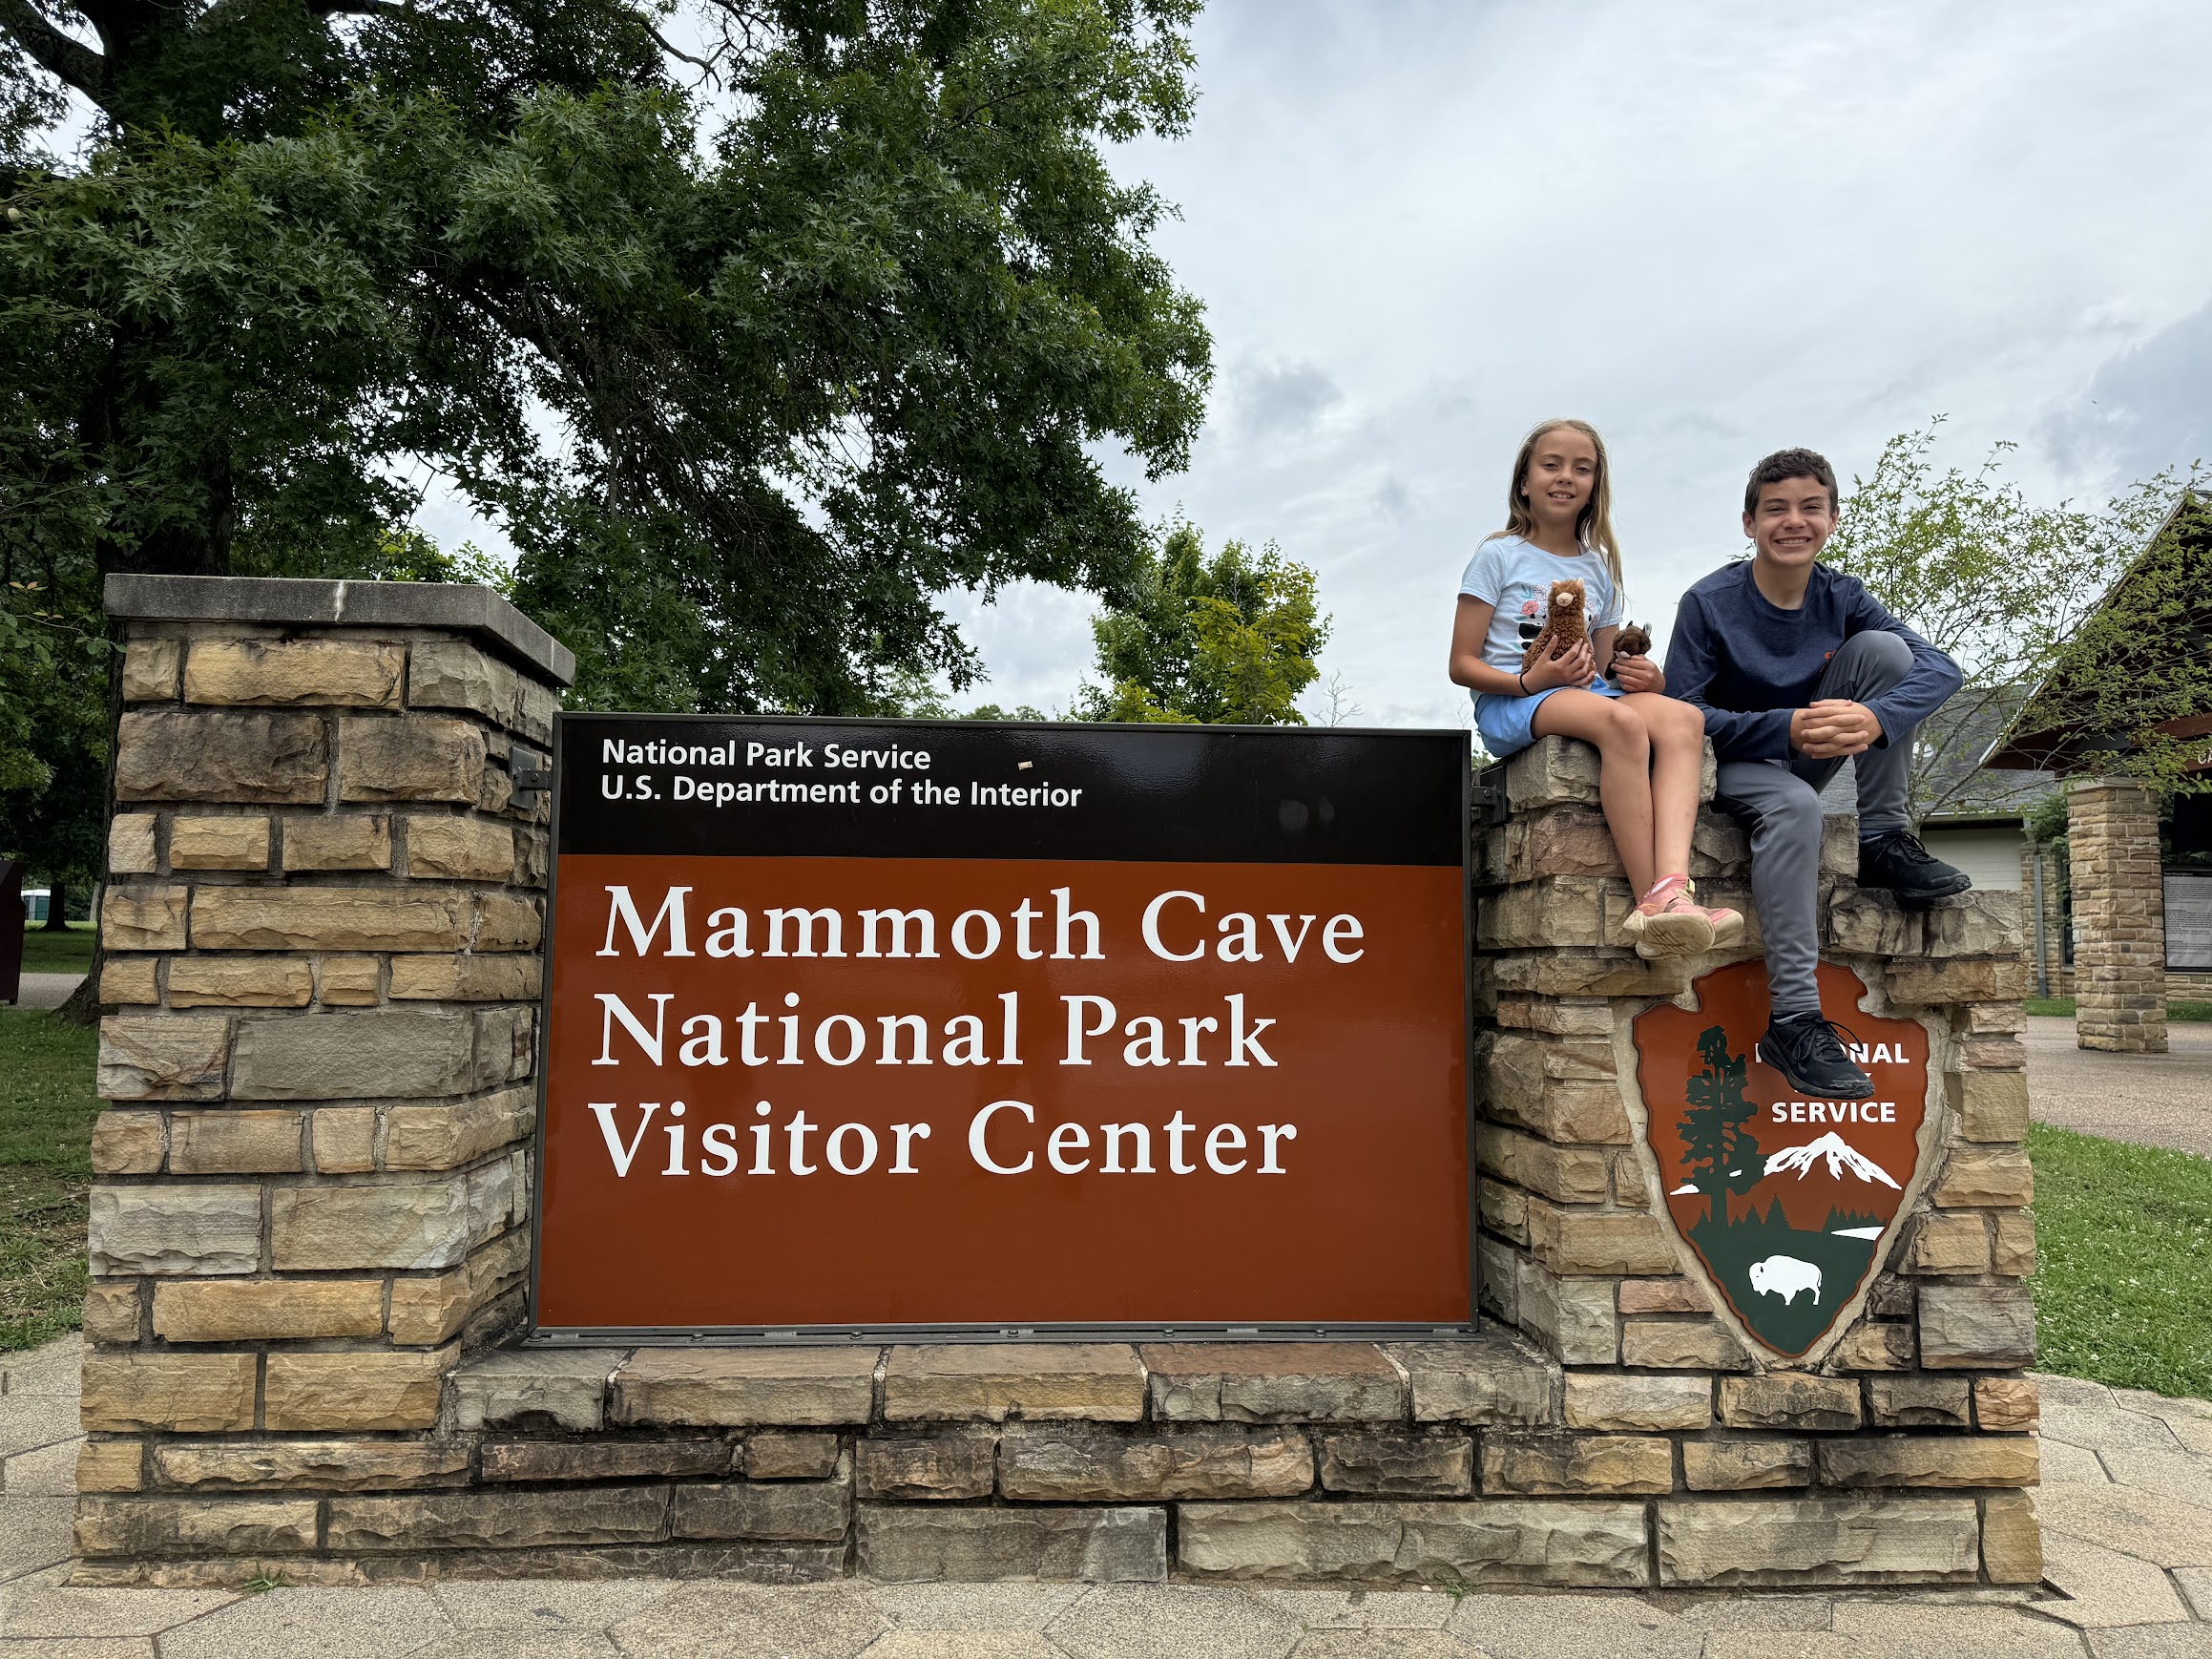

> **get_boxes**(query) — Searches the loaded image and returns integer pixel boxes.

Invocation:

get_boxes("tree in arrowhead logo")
[1634,959,1930,1358]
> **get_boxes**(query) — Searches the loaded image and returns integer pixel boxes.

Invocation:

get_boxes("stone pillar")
[77,575,570,1565]
[2066,777,2167,1053]
[1472,737,2041,1589]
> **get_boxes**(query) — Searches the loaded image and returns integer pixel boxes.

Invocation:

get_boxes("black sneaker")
[1858,830,1972,907]
[1760,1012,1875,1101]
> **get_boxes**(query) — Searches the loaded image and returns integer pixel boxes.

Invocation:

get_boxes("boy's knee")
[1838,629,1914,691]
[1750,780,1824,853]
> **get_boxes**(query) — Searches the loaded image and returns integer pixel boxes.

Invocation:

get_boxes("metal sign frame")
[525,712,1474,1345]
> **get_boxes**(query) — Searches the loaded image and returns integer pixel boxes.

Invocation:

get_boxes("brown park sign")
[530,716,1471,1337]
[1635,959,1932,1358]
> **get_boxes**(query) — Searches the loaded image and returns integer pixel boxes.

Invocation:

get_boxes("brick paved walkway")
[9,1336,2212,1654]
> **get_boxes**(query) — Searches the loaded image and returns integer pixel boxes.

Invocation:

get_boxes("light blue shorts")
[1473,677,1622,758]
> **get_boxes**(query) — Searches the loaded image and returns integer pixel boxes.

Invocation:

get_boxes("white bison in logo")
[1748,1255,1823,1307]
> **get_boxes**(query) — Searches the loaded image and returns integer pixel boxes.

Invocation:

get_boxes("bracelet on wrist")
[1517,669,1528,695]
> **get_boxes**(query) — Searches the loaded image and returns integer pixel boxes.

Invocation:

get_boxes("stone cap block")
[451,1348,626,1433]
[885,1344,1146,1423]
[1386,1332,1559,1426]
[1829,889,2026,960]
[1137,1342,1404,1423]
[614,1347,882,1427]
[105,574,575,686]
[1494,735,1715,814]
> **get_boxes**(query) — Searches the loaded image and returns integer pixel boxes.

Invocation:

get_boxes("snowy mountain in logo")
[1763,1132,1900,1189]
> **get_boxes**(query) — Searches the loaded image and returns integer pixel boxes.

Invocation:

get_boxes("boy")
[1665,449,1970,1100]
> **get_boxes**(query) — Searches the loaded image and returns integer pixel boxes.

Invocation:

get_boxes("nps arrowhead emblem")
[1632,959,1934,1359]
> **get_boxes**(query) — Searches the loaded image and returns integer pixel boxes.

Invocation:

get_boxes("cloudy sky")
[939,0,2212,729]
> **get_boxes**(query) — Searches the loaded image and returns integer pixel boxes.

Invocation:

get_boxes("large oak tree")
[0,0,1210,980]
[0,0,1211,717]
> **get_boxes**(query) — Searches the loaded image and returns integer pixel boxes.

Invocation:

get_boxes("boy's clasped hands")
[1788,699,1882,759]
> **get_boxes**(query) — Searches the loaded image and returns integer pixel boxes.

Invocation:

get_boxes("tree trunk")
[55,962,102,1026]
[40,878,68,930]
[55,615,129,1029]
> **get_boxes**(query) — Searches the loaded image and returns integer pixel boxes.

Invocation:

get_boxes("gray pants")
[1713,630,1916,1018]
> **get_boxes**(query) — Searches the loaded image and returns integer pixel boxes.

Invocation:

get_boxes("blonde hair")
[1492,417,1625,592]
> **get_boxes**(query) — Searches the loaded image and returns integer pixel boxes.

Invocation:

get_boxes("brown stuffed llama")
[1518,578,1588,674]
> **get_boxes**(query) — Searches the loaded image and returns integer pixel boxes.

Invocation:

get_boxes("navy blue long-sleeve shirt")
[1664,561,1962,763]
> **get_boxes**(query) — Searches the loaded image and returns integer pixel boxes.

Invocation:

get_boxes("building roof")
[1983,493,2212,774]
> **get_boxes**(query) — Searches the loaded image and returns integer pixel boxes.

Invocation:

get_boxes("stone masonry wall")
[77,576,570,1572]
[2023,836,2211,1002]
[2067,778,2170,1053]
[73,588,2040,1592]
[1470,738,2039,1591]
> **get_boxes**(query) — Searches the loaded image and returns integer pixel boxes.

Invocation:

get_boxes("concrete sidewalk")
[1,974,84,1012]
[9,1340,2212,1655]
[2025,1015,2212,1158]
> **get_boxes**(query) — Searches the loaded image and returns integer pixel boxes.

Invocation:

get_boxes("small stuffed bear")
[1518,578,1588,674]
[1604,620,1652,682]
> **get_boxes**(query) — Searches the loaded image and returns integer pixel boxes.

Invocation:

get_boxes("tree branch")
[649,22,720,84]
[0,0,107,104]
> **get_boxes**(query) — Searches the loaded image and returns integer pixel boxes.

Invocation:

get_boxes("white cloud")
[950,0,2212,726]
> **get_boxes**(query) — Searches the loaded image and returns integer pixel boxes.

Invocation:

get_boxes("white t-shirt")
[1457,535,1624,673]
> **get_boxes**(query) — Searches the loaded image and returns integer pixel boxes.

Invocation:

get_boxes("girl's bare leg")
[1530,690,1655,894]
[1622,691,1704,878]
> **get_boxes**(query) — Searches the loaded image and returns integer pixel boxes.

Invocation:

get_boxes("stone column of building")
[2066,776,2168,1054]
[1472,737,2040,1589]
[78,575,570,1561]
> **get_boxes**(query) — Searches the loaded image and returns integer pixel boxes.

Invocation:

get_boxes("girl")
[1449,418,1740,958]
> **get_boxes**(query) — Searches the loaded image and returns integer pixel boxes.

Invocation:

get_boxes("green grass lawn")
[0,1009,99,1350]
[14,920,95,976]
[22,936,94,976]
[2026,996,2212,1020]
[2030,1122,2212,1397]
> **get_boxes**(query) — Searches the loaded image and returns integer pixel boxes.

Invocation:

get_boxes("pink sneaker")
[1701,892,1745,949]
[1621,875,1715,958]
